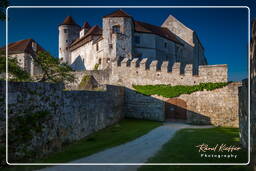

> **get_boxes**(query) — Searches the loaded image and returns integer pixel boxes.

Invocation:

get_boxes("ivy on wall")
[133,82,229,98]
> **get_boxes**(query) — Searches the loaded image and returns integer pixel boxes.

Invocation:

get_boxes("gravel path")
[38,122,213,171]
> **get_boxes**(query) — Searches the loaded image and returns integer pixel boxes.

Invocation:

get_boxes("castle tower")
[102,9,134,65]
[58,16,80,64]
[79,22,91,38]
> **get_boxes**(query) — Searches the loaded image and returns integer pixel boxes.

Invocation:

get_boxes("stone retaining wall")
[125,83,240,127]
[0,81,124,162]
[239,20,256,169]
[124,88,165,121]
[239,79,249,149]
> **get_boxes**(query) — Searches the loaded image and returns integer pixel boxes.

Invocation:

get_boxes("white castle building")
[58,9,208,74]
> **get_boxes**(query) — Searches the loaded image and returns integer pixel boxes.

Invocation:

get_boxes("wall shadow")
[70,55,86,71]
[124,87,211,125]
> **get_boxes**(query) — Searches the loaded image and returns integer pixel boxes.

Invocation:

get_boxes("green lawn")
[133,82,229,98]
[139,127,250,171]
[2,119,161,171]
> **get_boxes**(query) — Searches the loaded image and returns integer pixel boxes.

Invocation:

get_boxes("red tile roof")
[60,16,80,27]
[134,21,182,45]
[0,38,45,55]
[103,9,131,18]
[70,25,102,51]
[84,25,102,37]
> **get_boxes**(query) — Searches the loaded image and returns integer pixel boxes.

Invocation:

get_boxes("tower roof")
[103,9,131,18]
[60,16,80,27]
[70,25,102,51]
[82,22,91,29]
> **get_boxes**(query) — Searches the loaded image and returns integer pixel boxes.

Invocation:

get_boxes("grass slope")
[133,82,229,98]
[3,119,161,171]
[139,127,249,171]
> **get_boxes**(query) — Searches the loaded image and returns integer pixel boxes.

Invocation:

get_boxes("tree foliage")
[0,50,30,81]
[33,51,75,83]
[0,0,9,21]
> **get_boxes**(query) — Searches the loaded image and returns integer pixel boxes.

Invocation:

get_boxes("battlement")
[111,58,228,88]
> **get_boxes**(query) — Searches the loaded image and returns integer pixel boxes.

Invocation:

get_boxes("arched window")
[112,25,121,34]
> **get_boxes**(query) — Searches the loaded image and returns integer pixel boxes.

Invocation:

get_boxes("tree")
[0,50,30,81]
[33,51,75,83]
[0,0,9,21]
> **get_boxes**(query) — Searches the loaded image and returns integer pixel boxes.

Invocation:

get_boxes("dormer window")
[32,42,37,52]
[112,25,120,34]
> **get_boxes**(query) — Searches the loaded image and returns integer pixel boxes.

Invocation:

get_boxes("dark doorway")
[165,98,187,121]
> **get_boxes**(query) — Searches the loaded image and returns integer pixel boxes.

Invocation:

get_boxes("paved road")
[38,123,213,171]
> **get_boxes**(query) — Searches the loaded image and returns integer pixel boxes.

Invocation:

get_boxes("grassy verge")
[2,119,161,171]
[133,82,229,98]
[139,127,249,171]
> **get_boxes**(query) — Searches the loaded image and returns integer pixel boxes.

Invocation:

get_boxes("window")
[96,43,99,51]
[64,29,68,33]
[164,42,167,48]
[112,25,120,34]
[109,44,113,49]
[66,40,68,43]
[135,36,140,44]
[99,58,102,64]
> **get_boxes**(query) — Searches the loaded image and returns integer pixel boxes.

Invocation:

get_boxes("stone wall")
[124,88,165,121]
[178,82,240,127]
[125,82,240,127]
[0,81,124,162]
[250,21,256,168]
[239,79,248,148]
[251,76,256,167]
[64,70,110,90]
[110,58,228,88]
[239,20,256,168]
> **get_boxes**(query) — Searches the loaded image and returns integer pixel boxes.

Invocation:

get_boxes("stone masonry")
[239,20,256,169]
[66,59,228,90]
[0,81,124,162]
[125,82,240,127]
[110,59,227,88]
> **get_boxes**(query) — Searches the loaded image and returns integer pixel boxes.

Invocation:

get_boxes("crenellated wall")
[109,58,228,88]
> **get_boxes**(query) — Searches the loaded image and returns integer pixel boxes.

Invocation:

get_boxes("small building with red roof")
[0,38,45,76]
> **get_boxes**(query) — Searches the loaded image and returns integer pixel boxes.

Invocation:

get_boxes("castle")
[58,9,228,89]
[58,9,208,74]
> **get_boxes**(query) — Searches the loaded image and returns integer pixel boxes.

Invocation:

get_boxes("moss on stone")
[93,63,99,70]
[8,110,51,161]
[78,74,99,90]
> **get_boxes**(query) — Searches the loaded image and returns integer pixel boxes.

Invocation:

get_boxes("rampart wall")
[0,81,124,162]
[110,58,228,88]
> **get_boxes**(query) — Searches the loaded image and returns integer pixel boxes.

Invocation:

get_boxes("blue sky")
[0,0,254,81]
